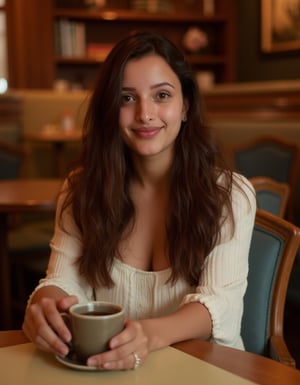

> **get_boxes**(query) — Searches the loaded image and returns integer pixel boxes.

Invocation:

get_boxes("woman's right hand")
[22,294,78,356]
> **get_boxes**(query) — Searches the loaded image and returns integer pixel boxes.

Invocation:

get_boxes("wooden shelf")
[55,56,106,64]
[5,0,236,89]
[55,54,227,66]
[54,8,228,23]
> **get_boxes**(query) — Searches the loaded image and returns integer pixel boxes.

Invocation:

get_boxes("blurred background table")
[0,179,62,330]
[23,128,82,177]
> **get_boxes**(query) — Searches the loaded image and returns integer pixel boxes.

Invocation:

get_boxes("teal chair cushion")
[256,190,283,216]
[241,225,283,355]
[236,145,293,183]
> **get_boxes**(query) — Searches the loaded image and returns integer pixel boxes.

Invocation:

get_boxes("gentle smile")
[132,127,162,139]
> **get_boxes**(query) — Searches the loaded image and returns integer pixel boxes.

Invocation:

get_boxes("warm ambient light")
[0,78,8,93]
[102,11,117,20]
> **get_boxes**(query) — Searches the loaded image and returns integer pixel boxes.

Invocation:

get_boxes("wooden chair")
[241,209,300,367]
[226,135,300,222]
[249,176,290,218]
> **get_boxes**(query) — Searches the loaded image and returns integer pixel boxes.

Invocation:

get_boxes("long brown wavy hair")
[60,31,235,288]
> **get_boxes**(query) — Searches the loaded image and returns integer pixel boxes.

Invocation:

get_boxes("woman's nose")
[136,99,155,122]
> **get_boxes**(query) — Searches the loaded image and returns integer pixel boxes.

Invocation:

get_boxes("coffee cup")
[62,301,125,361]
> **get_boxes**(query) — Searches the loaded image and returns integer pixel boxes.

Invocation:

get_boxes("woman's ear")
[182,99,189,122]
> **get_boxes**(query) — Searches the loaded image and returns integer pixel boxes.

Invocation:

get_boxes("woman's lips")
[132,127,161,139]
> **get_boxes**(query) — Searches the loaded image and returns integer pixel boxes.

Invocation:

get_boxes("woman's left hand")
[86,318,149,370]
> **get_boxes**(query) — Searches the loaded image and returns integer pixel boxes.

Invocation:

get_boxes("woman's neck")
[130,151,173,190]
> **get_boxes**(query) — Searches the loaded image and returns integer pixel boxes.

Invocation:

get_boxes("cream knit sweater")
[31,173,256,350]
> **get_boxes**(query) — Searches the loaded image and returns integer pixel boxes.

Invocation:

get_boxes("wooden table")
[23,129,82,177]
[173,340,300,385]
[0,179,63,329]
[1,331,300,385]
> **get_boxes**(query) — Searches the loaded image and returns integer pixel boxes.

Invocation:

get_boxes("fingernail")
[64,334,71,343]
[110,338,117,349]
[87,358,97,367]
[60,345,69,356]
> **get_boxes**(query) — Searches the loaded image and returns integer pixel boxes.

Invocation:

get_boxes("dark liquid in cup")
[81,310,117,316]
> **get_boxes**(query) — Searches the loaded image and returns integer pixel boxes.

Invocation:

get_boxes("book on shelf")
[55,19,86,57]
[73,22,86,57]
[130,0,172,13]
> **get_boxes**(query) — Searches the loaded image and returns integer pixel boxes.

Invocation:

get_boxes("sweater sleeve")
[180,174,256,349]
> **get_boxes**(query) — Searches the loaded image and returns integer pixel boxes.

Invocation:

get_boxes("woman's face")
[119,54,187,160]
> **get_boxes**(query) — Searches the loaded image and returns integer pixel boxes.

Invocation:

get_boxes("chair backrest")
[227,135,300,221]
[249,176,290,218]
[0,140,26,179]
[241,209,300,357]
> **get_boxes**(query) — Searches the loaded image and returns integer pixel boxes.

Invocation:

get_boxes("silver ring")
[133,352,141,370]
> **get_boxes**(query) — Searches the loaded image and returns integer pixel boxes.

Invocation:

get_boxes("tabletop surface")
[0,342,257,385]
[1,331,300,385]
[0,178,63,211]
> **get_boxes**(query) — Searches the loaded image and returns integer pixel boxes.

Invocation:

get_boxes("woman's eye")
[121,94,134,104]
[157,91,170,100]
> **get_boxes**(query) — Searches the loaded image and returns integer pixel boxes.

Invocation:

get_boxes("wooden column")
[6,0,54,89]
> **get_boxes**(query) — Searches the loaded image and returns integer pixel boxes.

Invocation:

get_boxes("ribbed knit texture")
[29,173,256,350]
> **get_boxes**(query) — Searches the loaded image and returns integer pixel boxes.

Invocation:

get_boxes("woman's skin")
[23,54,212,371]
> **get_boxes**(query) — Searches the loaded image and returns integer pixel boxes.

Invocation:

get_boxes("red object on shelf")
[86,43,114,59]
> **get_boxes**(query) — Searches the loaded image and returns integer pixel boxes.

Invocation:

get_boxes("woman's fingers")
[101,351,142,371]
[57,295,78,312]
[23,297,73,356]
[87,320,148,370]
[87,349,143,371]
[24,301,150,371]
[109,319,145,348]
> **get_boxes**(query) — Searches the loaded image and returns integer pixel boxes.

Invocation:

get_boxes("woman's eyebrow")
[122,82,175,91]
[151,82,175,90]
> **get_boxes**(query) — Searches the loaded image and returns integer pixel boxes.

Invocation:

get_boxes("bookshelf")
[6,0,236,89]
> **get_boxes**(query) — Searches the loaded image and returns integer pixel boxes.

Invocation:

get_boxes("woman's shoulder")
[231,172,256,216]
[217,170,256,214]
[232,172,255,197]
[217,170,253,192]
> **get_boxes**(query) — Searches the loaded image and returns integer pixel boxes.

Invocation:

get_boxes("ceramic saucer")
[55,352,103,371]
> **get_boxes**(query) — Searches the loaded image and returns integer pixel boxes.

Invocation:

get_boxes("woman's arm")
[180,175,256,348]
[138,301,212,351]
[29,285,68,304]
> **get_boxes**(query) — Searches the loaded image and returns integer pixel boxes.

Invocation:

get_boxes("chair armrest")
[269,335,296,367]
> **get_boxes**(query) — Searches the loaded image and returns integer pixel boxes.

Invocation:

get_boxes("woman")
[23,31,256,370]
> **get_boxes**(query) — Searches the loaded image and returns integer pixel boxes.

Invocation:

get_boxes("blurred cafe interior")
[0,0,300,370]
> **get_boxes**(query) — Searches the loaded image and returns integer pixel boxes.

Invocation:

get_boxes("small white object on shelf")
[61,109,75,132]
